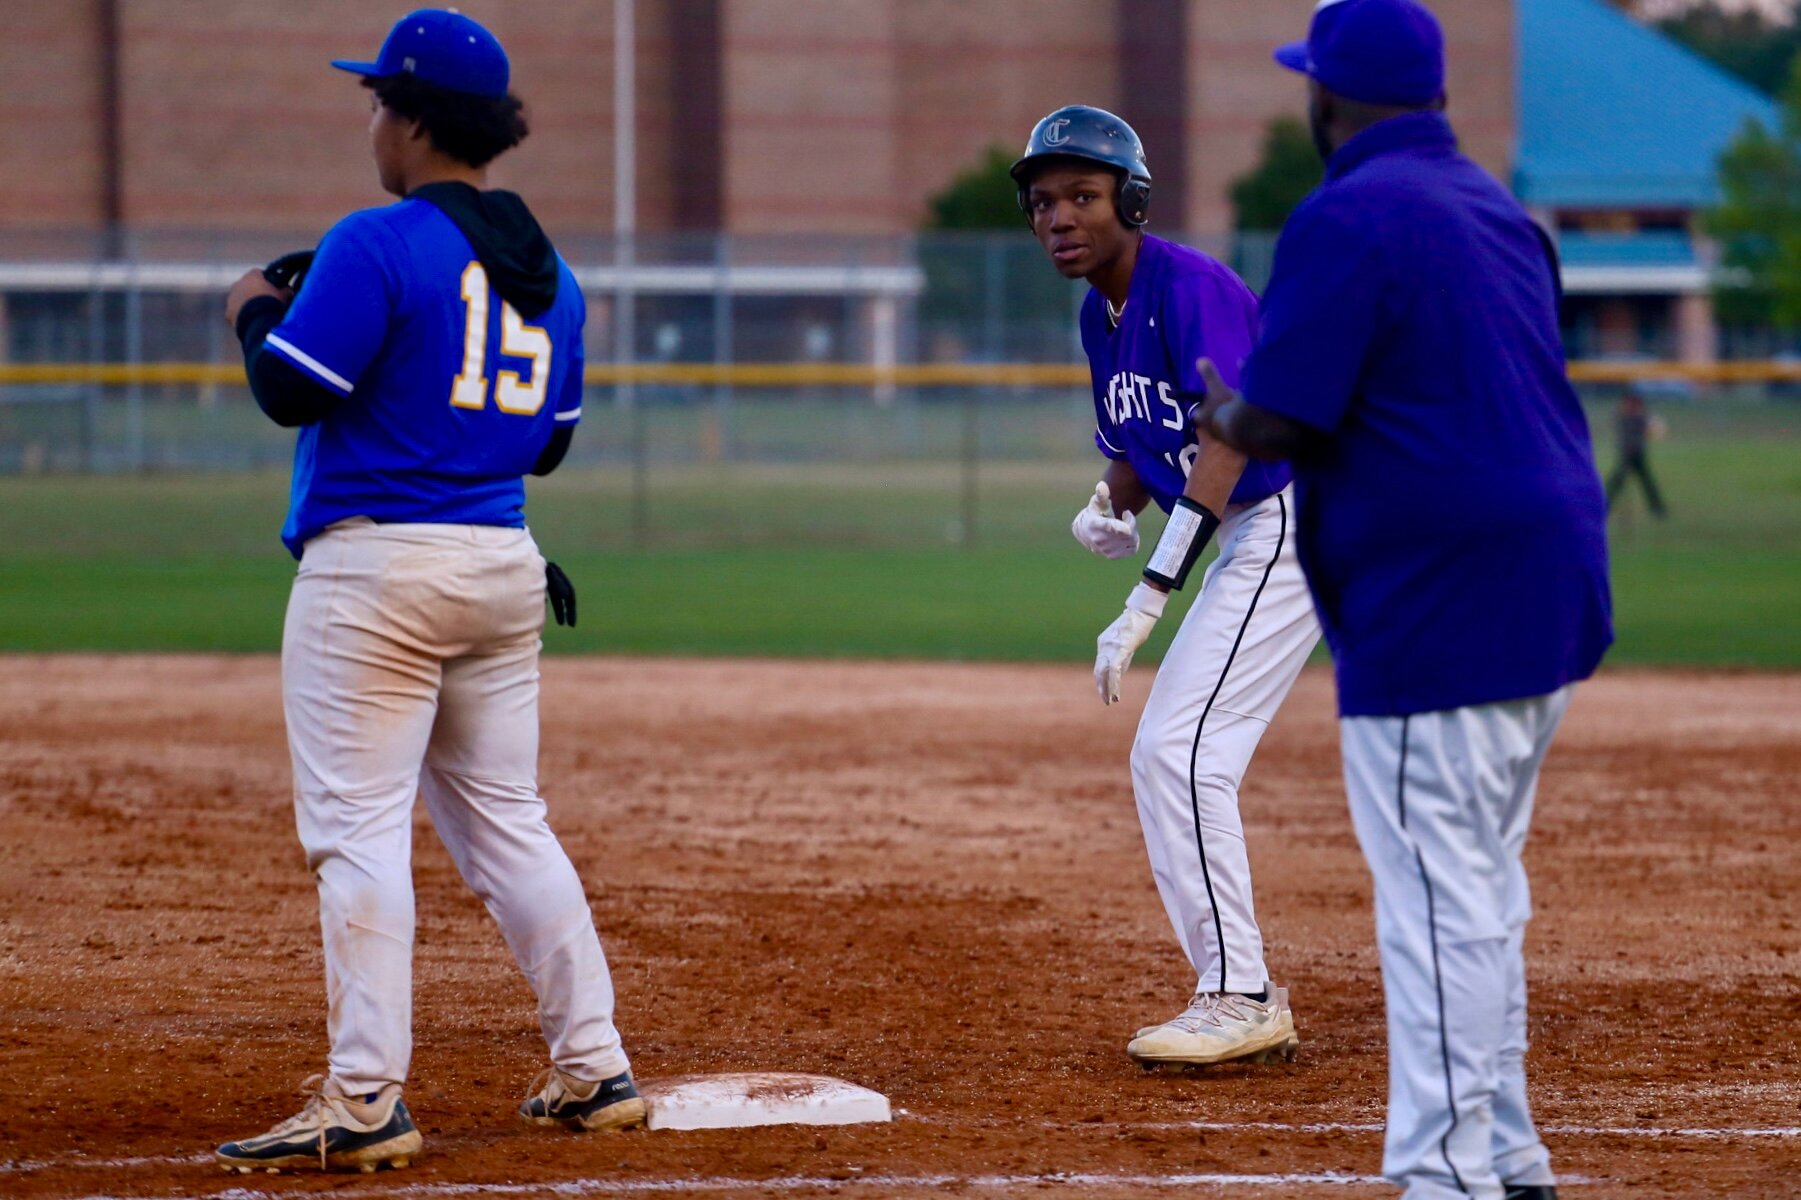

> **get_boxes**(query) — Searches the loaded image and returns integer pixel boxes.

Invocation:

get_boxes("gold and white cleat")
[214,1074,423,1173]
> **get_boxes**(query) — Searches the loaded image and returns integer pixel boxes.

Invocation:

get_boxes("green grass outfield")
[1,402,1797,666]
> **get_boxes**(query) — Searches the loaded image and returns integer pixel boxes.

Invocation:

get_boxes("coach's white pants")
[1132,489,1320,995]
[1342,689,1573,1200]
[283,519,629,1095]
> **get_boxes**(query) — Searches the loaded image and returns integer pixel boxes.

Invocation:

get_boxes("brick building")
[2,0,1515,242]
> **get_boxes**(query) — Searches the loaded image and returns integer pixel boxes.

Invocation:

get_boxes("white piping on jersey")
[1096,426,1124,455]
[264,333,354,395]
[555,407,583,422]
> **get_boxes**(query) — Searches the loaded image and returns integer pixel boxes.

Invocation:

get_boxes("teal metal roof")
[1516,0,1782,209]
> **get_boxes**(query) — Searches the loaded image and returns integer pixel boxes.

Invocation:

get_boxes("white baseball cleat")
[1127,985,1299,1069]
[1132,984,1297,1040]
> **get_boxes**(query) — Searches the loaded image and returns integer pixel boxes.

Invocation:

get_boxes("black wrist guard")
[1143,497,1221,591]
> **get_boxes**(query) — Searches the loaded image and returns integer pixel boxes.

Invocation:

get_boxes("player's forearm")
[1181,436,1247,516]
[1102,459,1152,516]
[1139,435,1243,596]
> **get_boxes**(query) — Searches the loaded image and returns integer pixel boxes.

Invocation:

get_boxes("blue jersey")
[1079,235,1291,513]
[264,198,584,557]
[1242,112,1612,717]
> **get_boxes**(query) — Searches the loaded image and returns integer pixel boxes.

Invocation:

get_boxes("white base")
[641,1073,892,1131]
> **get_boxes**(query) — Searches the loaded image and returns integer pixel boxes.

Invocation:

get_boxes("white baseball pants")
[1131,488,1321,995]
[1341,688,1574,1200]
[282,519,629,1095]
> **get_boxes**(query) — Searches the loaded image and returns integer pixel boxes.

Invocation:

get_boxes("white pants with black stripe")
[1342,688,1573,1199]
[1131,487,1320,996]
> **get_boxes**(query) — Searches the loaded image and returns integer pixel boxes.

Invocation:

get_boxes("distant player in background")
[1013,106,1319,1069]
[1604,386,1669,518]
[1195,1,1612,1196]
[215,9,643,1172]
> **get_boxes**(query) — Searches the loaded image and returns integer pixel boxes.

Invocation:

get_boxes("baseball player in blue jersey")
[1013,107,1321,1069]
[214,10,643,1172]
[1195,3,1612,1197]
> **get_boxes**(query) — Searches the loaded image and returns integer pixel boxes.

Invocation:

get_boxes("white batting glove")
[1095,582,1167,706]
[1071,481,1140,559]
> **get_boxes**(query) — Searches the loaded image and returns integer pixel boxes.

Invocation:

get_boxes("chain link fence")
[0,230,1273,549]
[1,229,1797,550]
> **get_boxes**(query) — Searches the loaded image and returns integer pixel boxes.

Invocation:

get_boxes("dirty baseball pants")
[1130,488,1321,995]
[283,518,630,1095]
[1341,687,1574,1200]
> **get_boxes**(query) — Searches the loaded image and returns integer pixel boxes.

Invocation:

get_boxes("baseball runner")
[1195,2,1612,1197]
[215,10,643,1172]
[1012,106,1320,1069]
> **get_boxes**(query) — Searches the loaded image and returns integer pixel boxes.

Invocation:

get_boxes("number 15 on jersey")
[450,262,552,416]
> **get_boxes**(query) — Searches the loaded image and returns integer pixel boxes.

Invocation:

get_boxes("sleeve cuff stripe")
[555,407,583,422]
[264,334,354,395]
[1096,428,1123,453]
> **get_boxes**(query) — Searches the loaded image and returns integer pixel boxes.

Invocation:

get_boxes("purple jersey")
[1242,113,1611,716]
[1079,235,1291,512]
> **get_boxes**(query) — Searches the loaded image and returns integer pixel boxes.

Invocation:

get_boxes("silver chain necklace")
[1106,296,1127,325]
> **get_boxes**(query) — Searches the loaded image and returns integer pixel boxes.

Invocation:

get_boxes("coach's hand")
[1072,481,1140,559]
[224,268,293,328]
[1189,358,1239,442]
[1094,582,1167,706]
[546,561,577,628]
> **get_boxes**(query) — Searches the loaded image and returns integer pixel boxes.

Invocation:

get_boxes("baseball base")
[641,1073,892,1131]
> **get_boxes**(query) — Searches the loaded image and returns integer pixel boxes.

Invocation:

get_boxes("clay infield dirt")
[1,657,1797,1199]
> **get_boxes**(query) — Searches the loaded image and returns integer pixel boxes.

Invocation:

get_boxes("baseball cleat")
[1127,985,1299,1069]
[518,1066,647,1132]
[1504,1188,1557,1200]
[215,1074,421,1173]
[1131,984,1295,1041]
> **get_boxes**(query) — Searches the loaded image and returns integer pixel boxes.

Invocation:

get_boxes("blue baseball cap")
[1274,0,1445,107]
[332,9,509,99]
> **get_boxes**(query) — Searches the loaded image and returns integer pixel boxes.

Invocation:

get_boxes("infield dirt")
[2,657,1797,1198]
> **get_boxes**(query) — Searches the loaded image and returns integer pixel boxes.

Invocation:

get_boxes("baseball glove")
[262,250,316,295]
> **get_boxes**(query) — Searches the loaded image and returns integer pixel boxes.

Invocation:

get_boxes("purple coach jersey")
[1242,113,1612,717]
[1079,235,1291,512]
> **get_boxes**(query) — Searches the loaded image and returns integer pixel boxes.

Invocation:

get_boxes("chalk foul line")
[7,1120,1795,1191]
[62,1172,1388,1200]
[1172,1120,1801,1139]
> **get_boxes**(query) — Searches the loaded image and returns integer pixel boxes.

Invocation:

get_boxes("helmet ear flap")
[1016,185,1033,228]
[1117,178,1151,228]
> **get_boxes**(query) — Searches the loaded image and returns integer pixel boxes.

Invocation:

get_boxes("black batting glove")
[546,561,577,628]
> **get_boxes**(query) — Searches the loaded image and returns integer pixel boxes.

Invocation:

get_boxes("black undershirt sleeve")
[234,295,342,428]
[530,425,574,476]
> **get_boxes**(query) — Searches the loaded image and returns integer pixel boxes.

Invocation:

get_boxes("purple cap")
[1274,0,1446,107]
[332,9,509,99]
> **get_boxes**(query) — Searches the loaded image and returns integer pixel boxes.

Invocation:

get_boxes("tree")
[1709,57,1801,325]
[926,145,1026,230]
[918,145,1070,357]
[1228,117,1324,232]
[1655,1,1801,96]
